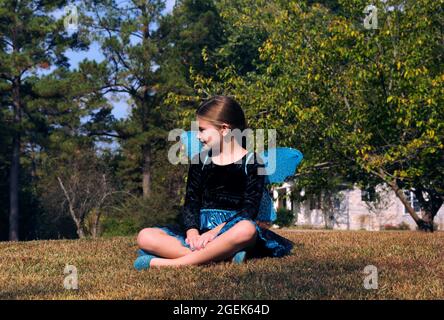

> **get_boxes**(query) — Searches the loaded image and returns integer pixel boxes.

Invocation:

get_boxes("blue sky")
[53,0,176,120]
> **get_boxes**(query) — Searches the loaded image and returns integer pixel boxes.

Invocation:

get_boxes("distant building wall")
[271,182,444,231]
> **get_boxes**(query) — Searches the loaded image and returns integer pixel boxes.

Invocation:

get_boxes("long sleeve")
[224,153,266,223]
[181,156,204,231]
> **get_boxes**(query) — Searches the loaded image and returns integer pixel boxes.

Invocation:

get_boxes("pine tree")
[0,0,88,240]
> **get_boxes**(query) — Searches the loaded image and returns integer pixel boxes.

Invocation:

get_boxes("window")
[334,197,341,210]
[277,190,286,209]
[309,193,321,210]
[403,190,421,214]
[361,187,376,202]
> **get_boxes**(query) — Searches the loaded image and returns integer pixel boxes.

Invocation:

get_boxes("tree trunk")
[387,179,424,228]
[387,178,440,232]
[413,187,443,232]
[9,78,21,241]
[57,177,86,239]
[9,135,20,241]
[142,145,151,199]
[419,211,435,232]
[375,169,427,231]
[92,209,102,239]
[77,226,85,239]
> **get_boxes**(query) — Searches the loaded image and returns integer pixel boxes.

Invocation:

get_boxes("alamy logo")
[167,121,276,176]
[64,264,78,290]
[363,5,378,30]
[64,5,79,32]
[363,265,378,289]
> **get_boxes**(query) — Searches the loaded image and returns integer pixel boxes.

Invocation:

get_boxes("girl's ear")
[222,123,233,137]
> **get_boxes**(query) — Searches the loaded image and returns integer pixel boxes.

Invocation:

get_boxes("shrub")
[382,222,411,231]
[101,215,139,237]
[101,192,180,237]
[275,208,295,227]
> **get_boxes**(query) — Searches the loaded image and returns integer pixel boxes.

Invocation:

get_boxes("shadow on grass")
[157,252,380,300]
[0,281,82,300]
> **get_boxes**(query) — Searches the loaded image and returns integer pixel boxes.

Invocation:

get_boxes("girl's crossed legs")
[136,220,257,268]
[137,227,193,259]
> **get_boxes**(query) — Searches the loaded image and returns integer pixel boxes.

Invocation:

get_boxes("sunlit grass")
[0,230,442,299]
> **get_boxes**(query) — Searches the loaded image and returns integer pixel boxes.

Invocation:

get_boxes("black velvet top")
[181,148,266,232]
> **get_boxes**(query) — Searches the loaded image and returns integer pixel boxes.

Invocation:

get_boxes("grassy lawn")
[0,230,443,300]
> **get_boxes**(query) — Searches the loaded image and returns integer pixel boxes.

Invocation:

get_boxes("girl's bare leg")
[137,227,192,259]
[150,220,257,267]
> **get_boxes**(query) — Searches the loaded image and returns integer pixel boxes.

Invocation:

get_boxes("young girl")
[134,95,294,269]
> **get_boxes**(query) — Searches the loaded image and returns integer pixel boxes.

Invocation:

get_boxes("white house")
[271,181,444,231]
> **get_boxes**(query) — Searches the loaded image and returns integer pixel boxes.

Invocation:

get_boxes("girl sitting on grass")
[134,95,294,270]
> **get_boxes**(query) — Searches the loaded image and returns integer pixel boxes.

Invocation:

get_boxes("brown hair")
[196,95,248,147]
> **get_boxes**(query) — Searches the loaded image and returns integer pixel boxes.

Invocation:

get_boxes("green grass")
[0,230,443,299]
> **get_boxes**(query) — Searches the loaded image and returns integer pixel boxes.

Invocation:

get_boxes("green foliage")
[168,0,443,228]
[1,0,442,239]
[275,207,295,227]
[101,192,182,237]
[100,215,139,237]
[0,0,94,240]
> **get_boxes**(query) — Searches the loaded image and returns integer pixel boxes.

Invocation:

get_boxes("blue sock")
[134,254,157,270]
[232,250,247,264]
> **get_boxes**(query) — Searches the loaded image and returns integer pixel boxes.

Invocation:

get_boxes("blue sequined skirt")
[151,208,294,258]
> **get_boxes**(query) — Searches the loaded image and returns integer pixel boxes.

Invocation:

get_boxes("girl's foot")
[134,254,158,270]
[232,250,247,264]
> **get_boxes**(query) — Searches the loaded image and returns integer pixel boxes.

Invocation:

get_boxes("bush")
[275,208,295,227]
[382,222,411,231]
[101,192,181,237]
[100,215,140,237]
[291,224,324,230]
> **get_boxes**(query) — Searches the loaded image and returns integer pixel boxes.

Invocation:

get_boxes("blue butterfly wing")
[259,147,303,184]
[256,187,277,222]
[180,130,204,160]
[256,147,303,223]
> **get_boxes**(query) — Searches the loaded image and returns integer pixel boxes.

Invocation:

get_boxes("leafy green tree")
[168,0,443,231]
[0,0,89,240]
[156,0,226,80]
[80,0,176,199]
[30,55,134,237]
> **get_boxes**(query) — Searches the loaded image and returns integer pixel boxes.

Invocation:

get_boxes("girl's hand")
[195,230,217,250]
[185,231,201,251]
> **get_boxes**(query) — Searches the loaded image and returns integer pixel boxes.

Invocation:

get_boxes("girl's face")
[196,116,227,150]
